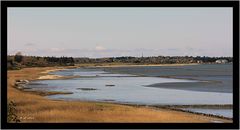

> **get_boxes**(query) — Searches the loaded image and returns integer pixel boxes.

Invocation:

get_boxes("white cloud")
[95,45,106,51]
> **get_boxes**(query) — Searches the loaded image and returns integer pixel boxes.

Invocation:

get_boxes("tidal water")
[180,108,233,118]
[27,64,233,118]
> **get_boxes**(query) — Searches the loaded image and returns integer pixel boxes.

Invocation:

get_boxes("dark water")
[101,64,233,93]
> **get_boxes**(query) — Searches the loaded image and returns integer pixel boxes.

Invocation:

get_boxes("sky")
[7,7,233,58]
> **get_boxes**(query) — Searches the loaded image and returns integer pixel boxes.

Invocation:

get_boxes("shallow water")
[27,66,233,118]
[28,68,232,105]
[180,108,233,118]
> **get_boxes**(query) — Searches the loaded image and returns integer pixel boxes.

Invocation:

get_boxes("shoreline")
[7,65,232,123]
[36,63,198,80]
[46,98,233,121]
[89,63,199,68]
[37,75,80,80]
[117,103,233,120]
[51,97,233,120]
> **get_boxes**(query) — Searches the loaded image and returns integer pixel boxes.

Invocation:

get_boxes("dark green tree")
[14,52,23,63]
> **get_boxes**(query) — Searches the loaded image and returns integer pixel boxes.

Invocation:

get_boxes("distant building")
[215,59,228,64]
[197,60,203,64]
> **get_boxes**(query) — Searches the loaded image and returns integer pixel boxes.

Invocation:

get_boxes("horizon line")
[7,54,233,59]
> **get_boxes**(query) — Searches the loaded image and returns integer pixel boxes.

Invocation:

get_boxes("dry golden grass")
[7,66,232,123]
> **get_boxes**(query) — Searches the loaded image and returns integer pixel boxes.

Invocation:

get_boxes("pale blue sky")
[8,7,233,58]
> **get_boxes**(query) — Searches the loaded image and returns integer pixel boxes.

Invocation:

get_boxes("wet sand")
[37,75,80,80]
[145,81,231,93]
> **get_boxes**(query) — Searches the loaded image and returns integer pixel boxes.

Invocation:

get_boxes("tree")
[14,52,23,63]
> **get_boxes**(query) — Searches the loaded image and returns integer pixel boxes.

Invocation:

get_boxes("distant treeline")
[7,53,74,70]
[7,53,232,70]
[74,56,233,64]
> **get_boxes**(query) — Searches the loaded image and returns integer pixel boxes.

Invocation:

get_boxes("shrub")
[7,100,20,123]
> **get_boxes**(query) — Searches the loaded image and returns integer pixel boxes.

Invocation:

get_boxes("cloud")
[95,45,106,51]
[24,43,35,46]
[49,48,66,52]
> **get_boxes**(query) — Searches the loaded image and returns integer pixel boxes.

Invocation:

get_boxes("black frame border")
[1,1,239,129]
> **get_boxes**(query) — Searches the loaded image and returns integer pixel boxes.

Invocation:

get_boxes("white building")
[215,59,228,64]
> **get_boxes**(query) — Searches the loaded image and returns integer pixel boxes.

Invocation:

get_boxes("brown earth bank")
[7,65,232,123]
